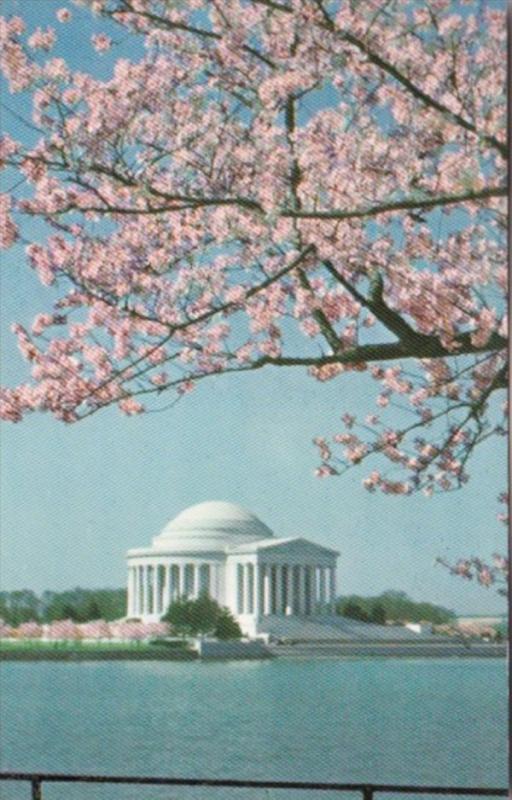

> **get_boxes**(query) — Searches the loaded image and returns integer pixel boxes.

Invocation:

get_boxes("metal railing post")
[31,777,42,800]
[362,786,373,800]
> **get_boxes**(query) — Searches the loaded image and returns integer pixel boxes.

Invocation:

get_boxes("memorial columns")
[131,568,137,617]
[329,567,336,613]
[179,564,186,597]
[163,564,171,614]
[243,564,252,614]
[263,566,271,615]
[275,565,283,614]
[253,564,261,617]
[138,566,143,616]
[152,564,159,614]
[310,566,318,616]
[141,565,148,616]
[127,568,134,617]
[298,566,306,615]
[286,566,294,615]
[319,567,326,612]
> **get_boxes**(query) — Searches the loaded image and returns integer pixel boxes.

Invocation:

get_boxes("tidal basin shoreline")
[0,640,505,661]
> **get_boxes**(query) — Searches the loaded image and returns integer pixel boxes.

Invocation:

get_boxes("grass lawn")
[0,639,197,660]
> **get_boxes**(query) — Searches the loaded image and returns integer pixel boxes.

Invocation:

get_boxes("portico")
[224,539,337,636]
[126,501,339,638]
[232,563,336,617]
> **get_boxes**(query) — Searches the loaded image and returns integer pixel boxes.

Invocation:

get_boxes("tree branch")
[323,261,428,346]
[285,185,507,220]
[322,260,507,360]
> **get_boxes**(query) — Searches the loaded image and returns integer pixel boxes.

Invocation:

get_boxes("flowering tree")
[45,618,81,640]
[143,620,170,638]
[0,619,14,638]
[109,619,169,640]
[77,619,112,639]
[16,620,44,638]
[0,2,507,577]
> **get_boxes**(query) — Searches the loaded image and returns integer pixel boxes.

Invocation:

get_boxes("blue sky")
[0,0,507,614]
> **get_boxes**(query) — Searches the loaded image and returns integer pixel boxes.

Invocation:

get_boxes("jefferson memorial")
[126,500,339,637]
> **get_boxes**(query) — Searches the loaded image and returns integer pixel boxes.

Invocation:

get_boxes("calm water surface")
[0,658,506,800]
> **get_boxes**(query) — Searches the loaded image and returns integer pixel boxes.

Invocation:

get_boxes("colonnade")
[236,563,336,616]
[128,560,337,620]
[128,562,215,618]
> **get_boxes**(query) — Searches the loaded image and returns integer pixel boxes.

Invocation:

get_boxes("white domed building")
[126,501,339,638]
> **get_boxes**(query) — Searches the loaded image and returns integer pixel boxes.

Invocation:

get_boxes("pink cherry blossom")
[27,27,56,51]
[16,621,43,638]
[0,194,18,248]
[78,619,111,639]
[46,619,80,640]
[91,33,111,53]
[0,619,13,638]
[56,8,72,23]
[119,397,144,416]
[110,620,168,641]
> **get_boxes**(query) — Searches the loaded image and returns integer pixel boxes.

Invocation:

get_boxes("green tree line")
[0,587,455,627]
[0,588,127,625]
[336,590,455,625]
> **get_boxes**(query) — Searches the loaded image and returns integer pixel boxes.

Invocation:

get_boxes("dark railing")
[0,772,507,800]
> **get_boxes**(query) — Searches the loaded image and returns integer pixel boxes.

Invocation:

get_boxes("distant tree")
[0,590,41,625]
[378,590,454,624]
[92,589,127,621]
[78,597,102,622]
[214,609,243,641]
[340,601,369,622]
[40,588,127,622]
[337,591,454,625]
[163,595,218,637]
[162,595,241,639]
[369,603,387,625]
[46,600,77,621]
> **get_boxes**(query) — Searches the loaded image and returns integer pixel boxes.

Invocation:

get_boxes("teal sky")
[0,0,507,615]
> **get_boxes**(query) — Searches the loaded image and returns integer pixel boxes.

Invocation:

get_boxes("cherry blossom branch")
[322,263,507,361]
[105,0,276,69]
[436,554,508,595]
[285,185,507,220]
[267,0,507,157]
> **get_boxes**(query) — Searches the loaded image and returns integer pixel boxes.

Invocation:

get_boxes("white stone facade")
[126,501,339,638]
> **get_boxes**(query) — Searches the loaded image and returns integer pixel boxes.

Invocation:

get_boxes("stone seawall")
[194,639,273,659]
[270,641,507,658]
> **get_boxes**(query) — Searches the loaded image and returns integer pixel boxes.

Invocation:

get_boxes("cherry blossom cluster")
[314,354,507,496]
[0,618,170,640]
[0,0,506,499]
[435,554,509,597]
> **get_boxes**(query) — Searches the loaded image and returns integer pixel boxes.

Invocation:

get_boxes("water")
[0,658,506,799]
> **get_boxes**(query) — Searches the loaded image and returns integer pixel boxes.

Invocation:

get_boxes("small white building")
[126,501,339,638]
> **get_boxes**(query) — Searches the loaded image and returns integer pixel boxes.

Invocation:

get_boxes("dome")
[151,501,274,552]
